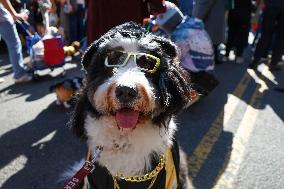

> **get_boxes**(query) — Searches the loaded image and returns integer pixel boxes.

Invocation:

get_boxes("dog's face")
[71,22,190,140]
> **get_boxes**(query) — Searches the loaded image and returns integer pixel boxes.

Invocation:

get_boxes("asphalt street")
[0,47,284,189]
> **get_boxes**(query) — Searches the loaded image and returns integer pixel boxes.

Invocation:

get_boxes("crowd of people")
[0,0,283,85]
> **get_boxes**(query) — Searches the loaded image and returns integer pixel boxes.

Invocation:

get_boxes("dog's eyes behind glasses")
[107,51,128,66]
[136,54,157,71]
[105,51,160,73]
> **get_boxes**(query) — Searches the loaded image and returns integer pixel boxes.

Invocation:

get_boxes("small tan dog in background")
[49,77,82,108]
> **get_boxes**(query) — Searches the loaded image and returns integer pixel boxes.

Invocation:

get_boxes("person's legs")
[249,6,277,68]
[214,44,221,64]
[270,7,284,68]
[69,13,77,43]
[0,21,27,79]
[76,4,85,41]
[236,9,251,57]
[225,10,236,57]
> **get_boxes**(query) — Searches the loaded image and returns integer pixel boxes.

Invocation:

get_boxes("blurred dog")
[49,77,82,108]
[68,22,193,188]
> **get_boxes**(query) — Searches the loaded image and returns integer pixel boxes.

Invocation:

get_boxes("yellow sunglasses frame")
[104,51,160,73]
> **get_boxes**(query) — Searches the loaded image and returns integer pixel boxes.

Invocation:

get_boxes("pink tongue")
[115,110,139,129]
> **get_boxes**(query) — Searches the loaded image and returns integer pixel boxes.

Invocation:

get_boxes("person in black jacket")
[248,0,284,71]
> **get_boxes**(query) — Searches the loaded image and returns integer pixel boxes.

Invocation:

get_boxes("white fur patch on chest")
[85,114,177,176]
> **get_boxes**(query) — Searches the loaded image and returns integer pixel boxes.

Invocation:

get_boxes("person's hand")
[14,12,28,21]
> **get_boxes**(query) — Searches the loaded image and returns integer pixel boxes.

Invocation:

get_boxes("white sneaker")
[236,57,244,64]
[14,74,33,84]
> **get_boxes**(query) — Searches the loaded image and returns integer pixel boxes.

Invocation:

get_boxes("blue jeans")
[0,20,27,79]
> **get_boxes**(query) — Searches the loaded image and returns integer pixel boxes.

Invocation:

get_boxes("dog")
[68,22,193,189]
[49,77,82,108]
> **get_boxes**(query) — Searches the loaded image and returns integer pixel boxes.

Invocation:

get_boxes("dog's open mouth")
[115,108,139,129]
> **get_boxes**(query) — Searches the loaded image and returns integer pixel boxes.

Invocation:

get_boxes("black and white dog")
[69,22,193,189]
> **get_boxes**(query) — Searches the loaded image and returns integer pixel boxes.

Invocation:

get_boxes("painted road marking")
[213,68,270,189]
[188,71,252,180]
[0,155,27,186]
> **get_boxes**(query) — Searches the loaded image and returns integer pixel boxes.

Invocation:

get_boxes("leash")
[60,146,103,189]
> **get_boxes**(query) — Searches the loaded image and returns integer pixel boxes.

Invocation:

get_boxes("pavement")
[0,47,284,189]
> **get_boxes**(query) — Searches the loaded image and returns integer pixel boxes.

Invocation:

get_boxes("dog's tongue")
[115,110,139,129]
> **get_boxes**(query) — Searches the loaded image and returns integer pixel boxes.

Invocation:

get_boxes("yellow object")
[165,148,178,189]
[114,154,165,182]
[64,46,76,56]
[112,148,178,189]
[69,46,75,55]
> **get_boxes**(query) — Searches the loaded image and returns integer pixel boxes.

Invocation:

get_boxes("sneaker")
[269,64,282,71]
[236,57,244,64]
[14,74,33,84]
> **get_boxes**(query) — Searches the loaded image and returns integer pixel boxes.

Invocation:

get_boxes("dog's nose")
[115,86,138,104]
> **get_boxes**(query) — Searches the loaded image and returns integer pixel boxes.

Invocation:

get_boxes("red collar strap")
[60,146,103,189]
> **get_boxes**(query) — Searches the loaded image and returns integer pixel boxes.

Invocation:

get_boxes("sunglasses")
[104,50,160,73]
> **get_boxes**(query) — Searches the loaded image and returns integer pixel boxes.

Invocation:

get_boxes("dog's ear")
[81,41,99,71]
[68,93,89,140]
[159,64,191,113]
[154,41,191,126]
[154,36,179,59]
[154,65,190,126]
[68,91,101,140]
[150,36,190,118]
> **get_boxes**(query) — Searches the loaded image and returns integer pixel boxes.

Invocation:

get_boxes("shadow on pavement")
[0,67,13,78]
[243,46,284,121]
[0,102,85,189]
[177,49,284,188]
[255,69,284,122]
[178,95,233,189]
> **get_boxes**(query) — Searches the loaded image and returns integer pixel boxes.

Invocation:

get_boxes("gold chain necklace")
[112,155,165,189]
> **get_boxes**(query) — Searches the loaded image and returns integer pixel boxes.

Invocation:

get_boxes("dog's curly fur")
[69,22,193,188]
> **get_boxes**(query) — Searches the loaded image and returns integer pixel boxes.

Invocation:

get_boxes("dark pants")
[69,4,85,43]
[253,5,284,66]
[226,8,251,57]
